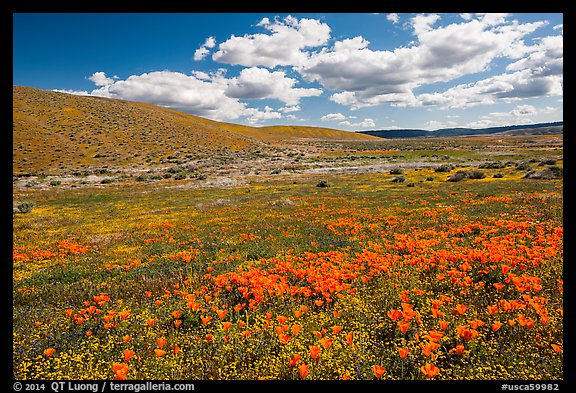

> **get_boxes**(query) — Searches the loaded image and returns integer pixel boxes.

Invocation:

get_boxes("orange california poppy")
[345,332,354,348]
[173,346,181,355]
[332,325,343,335]
[438,320,449,331]
[427,330,444,342]
[319,337,334,350]
[113,363,129,380]
[86,331,93,337]
[309,345,321,359]
[294,310,303,318]
[487,305,499,315]
[222,321,232,331]
[174,319,182,328]
[154,349,166,357]
[551,344,562,353]
[372,365,386,379]
[172,310,182,319]
[431,308,445,319]
[292,324,302,336]
[314,299,324,307]
[157,338,167,349]
[278,333,291,344]
[44,348,56,357]
[277,315,288,324]
[387,309,402,322]
[468,319,485,329]
[398,347,409,359]
[201,315,212,325]
[146,318,156,327]
[492,321,503,332]
[123,335,132,343]
[299,363,309,379]
[123,349,135,362]
[397,321,410,334]
[453,344,466,355]
[288,354,301,368]
[453,304,468,315]
[420,363,440,378]
[216,309,227,320]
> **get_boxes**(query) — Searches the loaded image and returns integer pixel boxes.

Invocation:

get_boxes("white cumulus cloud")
[194,36,217,61]
[88,71,116,86]
[339,118,375,129]
[297,14,551,110]
[212,15,331,67]
[225,67,321,105]
[90,71,247,121]
[321,113,346,121]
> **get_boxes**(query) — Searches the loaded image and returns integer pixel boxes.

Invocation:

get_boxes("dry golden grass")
[13,86,376,176]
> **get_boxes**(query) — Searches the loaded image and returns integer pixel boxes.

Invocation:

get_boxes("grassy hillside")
[13,86,376,176]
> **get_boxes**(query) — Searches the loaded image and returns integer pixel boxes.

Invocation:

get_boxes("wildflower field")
[13,160,563,380]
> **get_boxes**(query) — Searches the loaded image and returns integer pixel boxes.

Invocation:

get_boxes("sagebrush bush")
[515,162,531,171]
[447,170,467,182]
[467,170,486,179]
[16,201,35,214]
[435,164,454,173]
[539,158,557,166]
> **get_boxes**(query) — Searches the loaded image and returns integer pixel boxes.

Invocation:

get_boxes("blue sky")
[13,13,563,130]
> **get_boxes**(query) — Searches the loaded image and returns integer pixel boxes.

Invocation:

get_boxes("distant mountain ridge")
[358,121,563,139]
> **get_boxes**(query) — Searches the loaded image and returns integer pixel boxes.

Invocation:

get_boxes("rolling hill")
[358,121,563,139]
[13,86,376,176]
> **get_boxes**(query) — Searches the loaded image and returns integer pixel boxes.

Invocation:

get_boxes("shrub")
[16,201,35,214]
[136,174,149,182]
[406,182,415,187]
[100,178,114,184]
[478,161,506,169]
[447,171,468,182]
[467,170,486,179]
[49,180,61,186]
[174,172,187,180]
[493,173,504,178]
[316,180,330,188]
[167,166,183,174]
[389,168,403,175]
[391,176,405,183]
[425,176,434,181]
[271,169,282,175]
[435,164,454,173]
[515,162,531,171]
[524,166,563,180]
[539,158,557,166]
